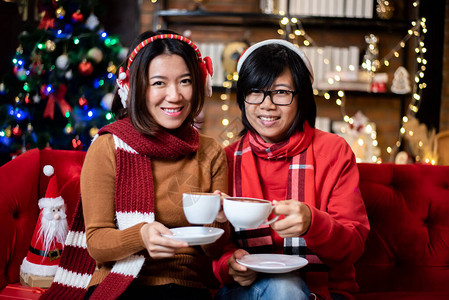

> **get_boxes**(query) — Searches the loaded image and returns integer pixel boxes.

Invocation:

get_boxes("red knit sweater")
[213,129,370,299]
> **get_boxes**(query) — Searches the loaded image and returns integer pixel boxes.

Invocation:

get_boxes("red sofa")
[1,148,449,299]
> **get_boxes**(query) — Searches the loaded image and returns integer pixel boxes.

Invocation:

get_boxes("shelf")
[155,9,410,31]
[211,86,410,98]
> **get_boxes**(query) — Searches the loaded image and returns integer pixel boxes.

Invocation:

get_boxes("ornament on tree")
[14,67,27,81]
[71,137,83,150]
[107,62,117,74]
[65,69,73,79]
[38,10,55,30]
[0,82,6,94]
[20,165,68,287]
[78,59,93,76]
[89,126,99,138]
[12,125,22,137]
[362,34,380,73]
[87,47,103,64]
[85,13,99,30]
[45,40,56,52]
[33,94,41,104]
[30,52,44,75]
[55,54,70,70]
[64,123,74,134]
[43,84,72,120]
[78,95,88,107]
[101,93,114,110]
[72,10,84,23]
[118,47,129,61]
[16,44,23,54]
[55,7,66,19]
[391,66,411,94]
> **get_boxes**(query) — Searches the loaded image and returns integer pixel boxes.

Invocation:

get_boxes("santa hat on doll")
[20,165,68,277]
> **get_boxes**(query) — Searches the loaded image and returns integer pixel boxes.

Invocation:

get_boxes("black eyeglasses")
[244,89,297,106]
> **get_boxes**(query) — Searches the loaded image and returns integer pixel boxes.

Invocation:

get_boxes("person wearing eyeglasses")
[212,40,370,300]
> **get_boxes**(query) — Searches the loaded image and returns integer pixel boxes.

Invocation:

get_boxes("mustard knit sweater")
[80,133,229,289]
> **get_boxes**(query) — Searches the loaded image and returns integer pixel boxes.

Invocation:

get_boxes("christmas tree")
[0,0,127,159]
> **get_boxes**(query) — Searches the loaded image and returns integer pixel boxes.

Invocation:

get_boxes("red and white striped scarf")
[232,123,326,271]
[42,118,199,299]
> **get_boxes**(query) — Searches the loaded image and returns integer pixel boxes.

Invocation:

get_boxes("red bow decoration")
[43,84,72,120]
[38,10,55,30]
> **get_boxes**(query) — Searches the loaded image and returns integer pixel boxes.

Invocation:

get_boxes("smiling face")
[244,67,298,143]
[146,54,193,130]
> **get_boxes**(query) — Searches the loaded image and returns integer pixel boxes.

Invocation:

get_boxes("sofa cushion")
[0,149,41,290]
[356,163,449,293]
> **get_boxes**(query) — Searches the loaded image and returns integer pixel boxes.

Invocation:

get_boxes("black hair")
[111,29,204,136]
[236,43,316,138]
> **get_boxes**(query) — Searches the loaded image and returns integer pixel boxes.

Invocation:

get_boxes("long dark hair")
[111,30,204,136]
[237,43,316,138]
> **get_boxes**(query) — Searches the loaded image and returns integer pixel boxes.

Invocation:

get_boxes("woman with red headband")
[213,39,370,300]
[41,30,228,300]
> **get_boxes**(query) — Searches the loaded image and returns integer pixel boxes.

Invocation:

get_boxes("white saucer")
[162,226,224,246]
[237,254,308,273]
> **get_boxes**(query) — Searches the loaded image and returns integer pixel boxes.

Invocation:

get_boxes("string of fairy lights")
[151,0,429,162]
[272,0,427,163]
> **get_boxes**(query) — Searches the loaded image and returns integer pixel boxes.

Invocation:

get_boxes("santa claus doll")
[20,165,68,283]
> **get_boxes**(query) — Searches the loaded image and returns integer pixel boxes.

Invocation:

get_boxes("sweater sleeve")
[81,134,146,263]
[212,141,240,286]
[303,134,370,267]
[201,137,232,258]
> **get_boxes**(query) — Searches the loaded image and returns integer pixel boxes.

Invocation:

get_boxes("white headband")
[236,39,314,84]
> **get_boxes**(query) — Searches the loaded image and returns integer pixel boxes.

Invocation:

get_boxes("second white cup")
[223,197,279,229]
[182,192,221,224]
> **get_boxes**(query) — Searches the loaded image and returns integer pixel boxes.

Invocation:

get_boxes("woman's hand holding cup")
[270,199,312,237]
[213,190,229,223]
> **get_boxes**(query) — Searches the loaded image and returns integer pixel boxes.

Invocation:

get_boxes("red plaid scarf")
[232,122,326,271]
[42,118,199,299]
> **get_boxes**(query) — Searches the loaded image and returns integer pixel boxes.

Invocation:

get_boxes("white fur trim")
[43,165,55,177]
[39,196,64,209]
[20,257,58,276]
[116,211,155,230]
[64,230,87,248]
[237,39,314,83]
[53,267,92,289]
[205,73,213,98]
[111,255,145,277]
[113,135,138,154]
[91,133,99,144]
[116,78,129,108]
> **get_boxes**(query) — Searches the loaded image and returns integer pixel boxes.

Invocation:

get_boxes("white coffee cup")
[223,197,279,229]
[182,192,221,224]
